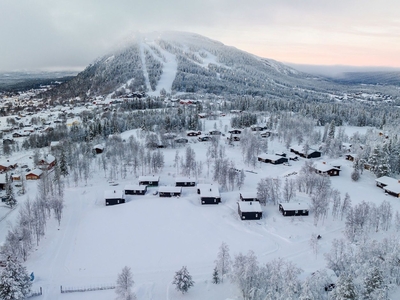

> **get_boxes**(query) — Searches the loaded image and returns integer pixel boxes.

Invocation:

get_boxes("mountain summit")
[45,31,331,100]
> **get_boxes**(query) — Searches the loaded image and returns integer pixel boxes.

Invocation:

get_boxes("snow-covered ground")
[1,116,400,299]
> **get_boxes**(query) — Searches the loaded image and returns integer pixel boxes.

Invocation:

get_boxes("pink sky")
[1,0,399,71]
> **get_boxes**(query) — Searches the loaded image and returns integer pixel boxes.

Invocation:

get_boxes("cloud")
[0,0,399,71]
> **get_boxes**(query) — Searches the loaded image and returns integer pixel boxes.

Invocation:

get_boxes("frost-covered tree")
[0,258,32,300]
[230,251,259,300]
[330,274,357,300]
[363,267,386,300]
[172,266,194,294]
[5,173,16,208]
[214,242,231,283]
[115,266,136,300]
[282,178,296,203]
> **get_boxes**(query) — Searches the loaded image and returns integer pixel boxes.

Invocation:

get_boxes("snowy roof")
[240,192,258,199]
[138,175,160,182]
[104,190,124,199]
[158,186,182,193]
[375,176,398,186]
[258,153,284,161]
[50,141,60,147]
[384,184,400,194]
[175,177,196,183]
[313,162,340,172]
[238,201,262,212]
[198,184,220,198]
[124,185,146,191]
[0,160,17,167]
[27,168,43,177]
[279,202,309,211]
[93,144,104,150]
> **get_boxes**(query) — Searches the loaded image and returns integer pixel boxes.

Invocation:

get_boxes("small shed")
[240,192,259,202]
[198,184,221,204]
[158,186,182,197]
[26,169,43,180]
[105,190,125,206]
[175,177,196,187]
[258,153,288,165]
[279,202,309,216]
[238,201,262,220]
[124,185,147,195]
[138,175,160,186]
[93,144,105,154]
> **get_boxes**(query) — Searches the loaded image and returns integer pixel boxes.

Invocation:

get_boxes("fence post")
[40,287,42,295]
[60,285,63,293]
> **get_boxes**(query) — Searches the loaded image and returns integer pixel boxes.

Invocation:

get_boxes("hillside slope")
[42,31,339,100]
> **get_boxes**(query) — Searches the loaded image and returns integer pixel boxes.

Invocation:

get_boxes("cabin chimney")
[323,161,326,164]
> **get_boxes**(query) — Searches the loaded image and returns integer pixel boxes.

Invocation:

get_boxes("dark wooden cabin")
[238,201,262,220]
[279,202,309,216]
[105,190,125,206]
[124,185,147,195]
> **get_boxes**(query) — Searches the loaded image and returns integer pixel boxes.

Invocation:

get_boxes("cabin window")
[255,214,258,218]
[202,201,205,204]
[214,199,216,203]
[117,200,120,204]
[242,216,245,219]
[295,210,298,214]
[303,210,306,213]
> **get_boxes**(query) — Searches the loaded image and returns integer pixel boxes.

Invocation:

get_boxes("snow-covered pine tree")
[330,274,357,300]
[5,173,16,208]
[0,257,32,300]
[115,266,136,300]
[363,266,385,300]
[172,266,194,294]
[214,242,231,283]
[59,148,69,177]
[212,266,220,284]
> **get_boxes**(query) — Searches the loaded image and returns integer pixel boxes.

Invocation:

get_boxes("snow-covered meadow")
[1,116,400,299]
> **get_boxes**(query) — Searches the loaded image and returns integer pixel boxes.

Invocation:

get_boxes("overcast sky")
[1,0,400,72]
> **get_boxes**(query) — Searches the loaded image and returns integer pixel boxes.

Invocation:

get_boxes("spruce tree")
[212,266,220,284]
[5,173,16,208]
[0,258,32,300]
[59,149,69,177]
[172,266,194,294]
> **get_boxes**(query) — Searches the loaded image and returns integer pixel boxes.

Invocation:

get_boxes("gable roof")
[279,202,309,211]
[238,201,262,212]
[104,190,124,199]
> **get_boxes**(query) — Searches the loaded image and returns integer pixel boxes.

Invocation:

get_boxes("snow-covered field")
[1,116,399,299]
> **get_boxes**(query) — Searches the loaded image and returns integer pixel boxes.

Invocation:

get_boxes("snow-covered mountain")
[43,31,342,100]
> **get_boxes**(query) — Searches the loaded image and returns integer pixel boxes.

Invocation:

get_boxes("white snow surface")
[1,117,400,299]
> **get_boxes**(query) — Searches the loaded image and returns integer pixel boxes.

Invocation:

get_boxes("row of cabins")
[375,176,400,197]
